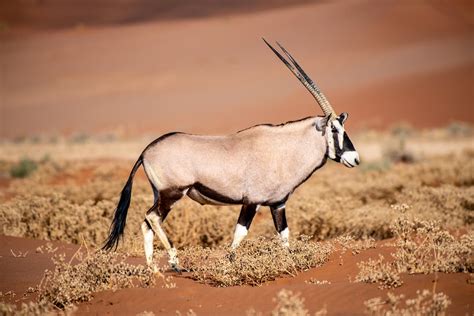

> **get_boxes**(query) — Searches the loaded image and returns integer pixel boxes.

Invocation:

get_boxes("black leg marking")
[270,203,290,247]
[237,204,258,229]
[159,188,185,221]
[144,218,153,230]
[146,200,160,216]
[231,204,259,249]
[270,203,288,234]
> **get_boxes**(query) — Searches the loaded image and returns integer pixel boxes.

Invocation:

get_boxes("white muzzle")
[341,151,360,168]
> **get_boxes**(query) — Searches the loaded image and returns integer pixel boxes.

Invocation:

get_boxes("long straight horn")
[262,38,337,118]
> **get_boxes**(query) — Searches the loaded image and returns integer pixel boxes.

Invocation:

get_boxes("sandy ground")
[0,235,472,315]
[1,0,473,138]
[1,2,473,315]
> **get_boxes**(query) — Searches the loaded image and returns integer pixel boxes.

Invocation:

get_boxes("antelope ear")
[315,115,330,132]
[339,112,349,124]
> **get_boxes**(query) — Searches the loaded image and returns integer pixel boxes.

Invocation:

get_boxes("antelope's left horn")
[263,38,337,119]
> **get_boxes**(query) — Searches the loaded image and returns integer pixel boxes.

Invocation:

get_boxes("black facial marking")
[343,133,356,152]
[332,131,356,162]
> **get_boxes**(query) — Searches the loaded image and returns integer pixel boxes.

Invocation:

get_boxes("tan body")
[142,116,327,206]
[103,40,360,272]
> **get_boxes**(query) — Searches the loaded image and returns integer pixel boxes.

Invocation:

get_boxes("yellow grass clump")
[0,151,472,255]
[38,250,155,308]
[180,236,332,286]
[364,289,451,316]
[356,206,473,288]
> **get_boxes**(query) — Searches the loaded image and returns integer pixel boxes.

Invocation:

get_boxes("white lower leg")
[146,212,178,268]
[141,221,156,273]
[280,227,290,248]
[231,223,248,249]
[168,247,179,267]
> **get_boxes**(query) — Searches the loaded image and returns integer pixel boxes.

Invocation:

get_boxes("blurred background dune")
[0,0,473,138]
[0,4,473,314]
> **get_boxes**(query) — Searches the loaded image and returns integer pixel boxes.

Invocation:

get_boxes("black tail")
[102,156,143,251]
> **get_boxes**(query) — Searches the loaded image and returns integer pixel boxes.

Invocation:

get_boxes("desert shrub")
[305,278,331,285]
[382,142,415,164]
[180,236,332,286]
[136,312,156,316]
[364,290,451,316]
[69,133,90,144]
[356,206,473,288]
[336,234,376,255]
[271,289,309,316]
[0,152,472,254]
[9,158,38,178]
[445,122,472,137]
[247,289,327,316]
[38,250,155,308]
[0,300,74,316]
[356,255,403,289]
[0,193,115,248]
[391,213,473,274]
[164,202,237,248]
[174,310,196,316]
[382,123,416,164]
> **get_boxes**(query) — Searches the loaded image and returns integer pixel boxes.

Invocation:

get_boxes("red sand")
[1,0,473,138]
[0,2,473,314]
[0,235,472,315]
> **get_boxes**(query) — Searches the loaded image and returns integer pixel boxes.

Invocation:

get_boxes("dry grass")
[336,234,376,255]
[305,278,331,285]
[180,236,332,286]
[356,254,403,289]
[391,206,473,274]
[364,289,451,316]
[247,289,327,316]
[0,151,472,255]
[271,289,310,316]
[38,250,155,308]
[0,139,472,311]
[0,300,74,316]
[356,206,473,288]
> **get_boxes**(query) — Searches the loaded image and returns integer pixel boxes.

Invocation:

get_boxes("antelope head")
[263,38,360,168]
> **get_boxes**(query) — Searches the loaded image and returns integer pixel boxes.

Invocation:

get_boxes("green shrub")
[9,158,38,178]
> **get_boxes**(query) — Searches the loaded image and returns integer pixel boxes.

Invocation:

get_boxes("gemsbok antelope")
[103,39,360,272]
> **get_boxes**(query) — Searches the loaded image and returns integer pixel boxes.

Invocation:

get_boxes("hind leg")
[141,183,160,271]
[141,219,156,271]
[146,188,184,272]
[146,210,178,271]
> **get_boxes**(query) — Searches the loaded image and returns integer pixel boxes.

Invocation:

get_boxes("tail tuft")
[102,156,142,251]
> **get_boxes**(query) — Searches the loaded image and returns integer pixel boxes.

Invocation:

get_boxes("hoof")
[149,264,160,274]
[227,251,236,262]
[170,263,182,274]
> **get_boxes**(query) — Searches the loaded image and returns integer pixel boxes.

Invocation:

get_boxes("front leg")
[270,203,289,247]
[231,204,259,249]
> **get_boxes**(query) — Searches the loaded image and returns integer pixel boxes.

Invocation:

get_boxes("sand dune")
[1,0,472,138]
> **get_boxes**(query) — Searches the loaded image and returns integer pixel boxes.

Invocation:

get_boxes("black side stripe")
[193,182,242,205]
